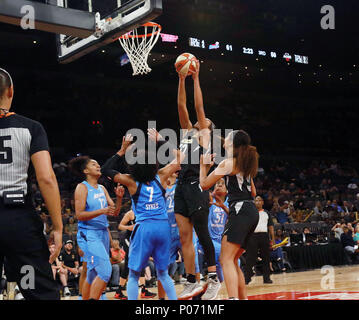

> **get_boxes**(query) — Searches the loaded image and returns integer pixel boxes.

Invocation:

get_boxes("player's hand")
[114,184,125,198]
[191,59,200,79]
[200,153,215,171]
[118,134,134,156]
[49,229,62,264]
[178,72,187,81]
[103,206,116,216]
[147,128,164,143]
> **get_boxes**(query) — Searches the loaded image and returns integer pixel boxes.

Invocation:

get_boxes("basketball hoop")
[119,22,162,76]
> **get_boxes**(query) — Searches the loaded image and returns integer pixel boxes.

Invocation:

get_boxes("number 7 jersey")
[131,175,168,222]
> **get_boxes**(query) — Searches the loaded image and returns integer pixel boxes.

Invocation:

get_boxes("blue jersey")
[131,175,168,222]
[78,181,109,230]
[165,183,179,239]
[208,198,228,243]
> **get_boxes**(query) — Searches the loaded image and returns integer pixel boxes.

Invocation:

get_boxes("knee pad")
[95,259,112,283]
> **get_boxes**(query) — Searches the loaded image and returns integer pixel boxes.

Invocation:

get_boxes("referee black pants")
[0,201,60,300]
[244,232,271,282]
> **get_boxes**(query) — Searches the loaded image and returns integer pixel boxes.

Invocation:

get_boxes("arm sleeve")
[30,122,50,155]
[101,154,122,180]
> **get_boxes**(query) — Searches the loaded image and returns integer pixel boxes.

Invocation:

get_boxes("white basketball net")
[119,23,161,76]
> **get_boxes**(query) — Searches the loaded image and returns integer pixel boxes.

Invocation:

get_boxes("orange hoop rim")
[119,22,162,39]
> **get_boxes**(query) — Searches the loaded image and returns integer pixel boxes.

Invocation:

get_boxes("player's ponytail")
[68,156,91,180]
[232,130,259,179]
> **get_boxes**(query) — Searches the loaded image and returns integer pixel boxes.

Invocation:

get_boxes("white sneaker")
[201,278,221,300]
[15,292,25,300]
[178,281,204,300]
[179,277,187,284]
[63,286,71,297]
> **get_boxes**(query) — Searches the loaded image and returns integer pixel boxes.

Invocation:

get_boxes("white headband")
[0,68,13,87]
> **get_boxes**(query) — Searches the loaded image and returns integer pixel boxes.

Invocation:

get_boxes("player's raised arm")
[101,135,138,195]
[177,73,193,130]
[192,60,207,130]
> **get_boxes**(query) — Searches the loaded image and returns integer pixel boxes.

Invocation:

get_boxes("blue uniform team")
[77,181,112,288]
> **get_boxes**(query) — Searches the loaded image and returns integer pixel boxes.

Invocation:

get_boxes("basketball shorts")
[128,219,171,272]
[77,228,110,273]
[174,178,209,219]
[223,201,259,250]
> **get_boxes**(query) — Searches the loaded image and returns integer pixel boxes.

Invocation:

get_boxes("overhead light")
[33,40,37,44]
[231,71,234,74]
[161,54,165,57]
[260,68,263,72]
[340,77,343,80]
[221,53,224,56]
[319,65,322,67]
[174,46,177,49]
[245,66,248,70]
[256,58,258,61]
[101,50,106,53]
[210,68,213,71]
[298,74,301,77]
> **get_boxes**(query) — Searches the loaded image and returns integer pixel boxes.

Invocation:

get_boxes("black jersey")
[178,129,209,180]
[225,174,253,205]
[0,114,49,197]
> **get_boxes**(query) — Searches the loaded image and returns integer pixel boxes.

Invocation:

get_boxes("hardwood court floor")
[65,265,359,300]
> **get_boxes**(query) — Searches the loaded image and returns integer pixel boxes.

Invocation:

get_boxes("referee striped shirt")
[0,113,49,197]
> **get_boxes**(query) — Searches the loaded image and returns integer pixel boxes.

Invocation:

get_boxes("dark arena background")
[1,0,359,307]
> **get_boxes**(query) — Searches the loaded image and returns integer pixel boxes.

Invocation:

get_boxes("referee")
[0,68,63,300]
[244,195,274,284]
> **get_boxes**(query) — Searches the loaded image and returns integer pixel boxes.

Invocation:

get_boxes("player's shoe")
[63,286,71,297]
[114,291,128,300]
[201,278,221,300]
[141,288,156,299]
[178,281,204,300]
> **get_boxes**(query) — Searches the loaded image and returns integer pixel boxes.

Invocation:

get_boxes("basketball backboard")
[56,0,163,64]
[0,0,162,64]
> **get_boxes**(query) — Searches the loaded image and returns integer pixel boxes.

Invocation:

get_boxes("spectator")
[64,217,78,239]
[270,229,286,272]
[313,201,323,216]
[58,240,80,286]
[109,240,125,289]
[49,244,71,297]
[353,194,359,211]
[274,201,293,224]
[340,225,358,262]
[40,212,52,235]
[353,225,359,245]
[332,222,345,241]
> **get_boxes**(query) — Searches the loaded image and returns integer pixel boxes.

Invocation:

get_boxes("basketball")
[175,53,197,76]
